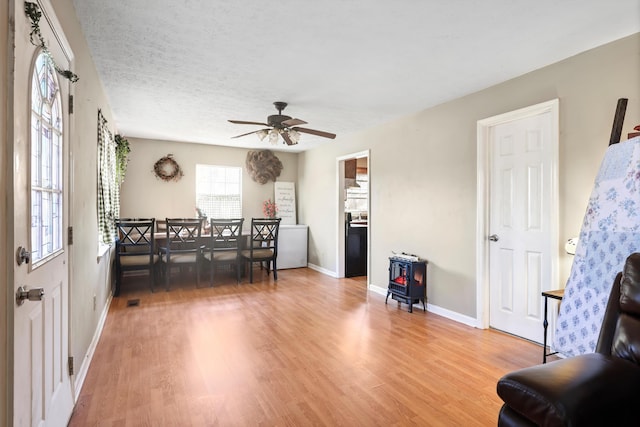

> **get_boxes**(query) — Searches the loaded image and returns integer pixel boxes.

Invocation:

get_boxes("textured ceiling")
[71,0,640,152]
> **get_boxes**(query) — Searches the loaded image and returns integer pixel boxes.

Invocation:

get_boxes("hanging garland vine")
[153,154,184,182]
[115,134,130,185]
[25,2,79,83]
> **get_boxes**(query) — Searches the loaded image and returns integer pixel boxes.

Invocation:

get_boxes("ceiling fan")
[229,101,336,146]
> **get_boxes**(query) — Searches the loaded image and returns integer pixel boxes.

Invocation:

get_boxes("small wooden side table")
[541,289,565,363]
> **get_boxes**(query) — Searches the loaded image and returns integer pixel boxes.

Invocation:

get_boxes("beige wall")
[51,0,116,399]
[298,33,640,318]
[120,138,299,220]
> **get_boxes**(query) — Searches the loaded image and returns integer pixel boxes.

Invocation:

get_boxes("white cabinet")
[278,225,308,269]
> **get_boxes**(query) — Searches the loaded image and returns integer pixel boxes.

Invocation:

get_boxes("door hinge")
[68,226,73,245]
[69,94,74,114]
[68,356,74,376]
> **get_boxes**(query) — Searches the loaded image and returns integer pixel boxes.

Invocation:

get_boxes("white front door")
[485,103,558,343]
[11,1,74,425]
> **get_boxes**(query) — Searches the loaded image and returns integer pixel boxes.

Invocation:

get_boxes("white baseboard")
[426,303,478,328]
[317,271,480,328]
[307,263,338,277]
[369,284,478,327]
[369,284,388,296]
[72,293,112,402]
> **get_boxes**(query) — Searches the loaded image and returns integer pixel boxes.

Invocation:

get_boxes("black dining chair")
[159,218,204,290]
[240,217,281,283]
[202,218,244,285]
[114,218,159,295]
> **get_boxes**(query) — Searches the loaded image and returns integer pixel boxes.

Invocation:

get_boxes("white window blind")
[196,165,242,218]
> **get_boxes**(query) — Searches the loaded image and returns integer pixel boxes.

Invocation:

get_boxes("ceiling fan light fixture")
[269,129,279,145]
[288,129,300,145]
[256,129,268,141]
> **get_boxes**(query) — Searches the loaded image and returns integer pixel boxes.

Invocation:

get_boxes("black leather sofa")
[496,252,640,426]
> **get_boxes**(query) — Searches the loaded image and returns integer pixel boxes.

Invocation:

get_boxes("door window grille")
[31,52,63,264]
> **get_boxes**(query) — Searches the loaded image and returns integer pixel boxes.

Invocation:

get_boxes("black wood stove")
[386,255,427,313]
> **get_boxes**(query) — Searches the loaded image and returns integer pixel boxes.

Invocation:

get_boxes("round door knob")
[488,234,499,242]
[16,286,45,306]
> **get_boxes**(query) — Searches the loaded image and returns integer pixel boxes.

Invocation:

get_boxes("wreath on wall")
[245,150,283,184]
[153,154,184,182]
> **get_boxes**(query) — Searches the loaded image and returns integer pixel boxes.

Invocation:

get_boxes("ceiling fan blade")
[282,118,307,127]
[292,127,336,139]
[228,120,270,126]
[231,129,269,139]
[281,132,295,146]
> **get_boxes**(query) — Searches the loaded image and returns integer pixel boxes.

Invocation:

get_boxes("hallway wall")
[298,33,640,319]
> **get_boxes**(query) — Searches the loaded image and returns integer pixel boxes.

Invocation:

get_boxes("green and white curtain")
[97,110,119,244]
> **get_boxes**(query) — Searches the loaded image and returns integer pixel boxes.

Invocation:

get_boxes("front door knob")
[16,286,45,306]
[488,234,499,242]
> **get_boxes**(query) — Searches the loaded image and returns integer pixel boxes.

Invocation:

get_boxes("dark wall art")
[245,150,283,184]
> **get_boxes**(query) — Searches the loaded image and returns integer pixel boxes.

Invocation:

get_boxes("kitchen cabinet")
[346,223,367,277]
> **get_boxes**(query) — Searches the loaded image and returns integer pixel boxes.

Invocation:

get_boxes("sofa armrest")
[498,405,537,427]
[497,353,640,426]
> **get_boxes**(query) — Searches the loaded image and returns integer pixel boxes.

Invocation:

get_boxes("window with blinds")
[195,164,242,219]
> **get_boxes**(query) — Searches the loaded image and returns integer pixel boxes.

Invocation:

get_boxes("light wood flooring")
[69,267,544,426]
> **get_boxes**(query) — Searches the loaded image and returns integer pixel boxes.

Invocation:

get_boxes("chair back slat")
[250,218,281,251]
[210,218,244,250]
[115,218,156,252]
[165,218,203,250]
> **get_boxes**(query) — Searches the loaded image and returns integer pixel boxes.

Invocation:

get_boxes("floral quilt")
[554,136,640,357]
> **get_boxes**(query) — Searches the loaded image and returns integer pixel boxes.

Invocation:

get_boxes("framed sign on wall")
[274,182,296,225]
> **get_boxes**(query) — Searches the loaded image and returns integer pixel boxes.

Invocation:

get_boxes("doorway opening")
[336,151,370,280]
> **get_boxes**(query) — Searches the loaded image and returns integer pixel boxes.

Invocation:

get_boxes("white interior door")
[12,1,74,425]
[487,108,556,343]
